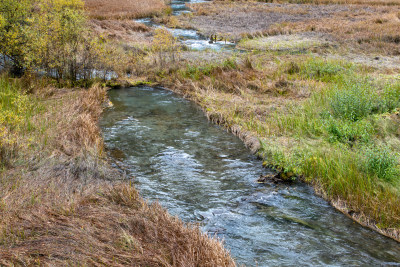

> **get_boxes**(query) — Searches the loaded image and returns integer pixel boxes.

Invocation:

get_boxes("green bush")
[382,82,400,112]
[325,117,373,145]
[329,79,378,122]
[362,145,399,183]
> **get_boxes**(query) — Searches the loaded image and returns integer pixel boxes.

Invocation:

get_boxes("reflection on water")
[100,86,400,266]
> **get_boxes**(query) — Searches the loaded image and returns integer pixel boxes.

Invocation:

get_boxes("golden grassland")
[89,19,154,47]
[0,76,235,265]
[216,0,400,6]
[183,1,400,55]
[84,0,168,19]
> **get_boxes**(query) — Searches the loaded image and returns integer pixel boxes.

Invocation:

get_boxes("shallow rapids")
[100,86,400,266]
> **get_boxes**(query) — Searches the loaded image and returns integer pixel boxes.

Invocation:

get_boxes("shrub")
[362,145,399,183]
[325,117,373,145]
[329,79,378,122]
[0,0,112,83]
[382,82,400,112]
[152,27,179,67]
[0,76,36,164]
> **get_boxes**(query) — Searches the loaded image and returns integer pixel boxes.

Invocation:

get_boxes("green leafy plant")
[362,145,400,183]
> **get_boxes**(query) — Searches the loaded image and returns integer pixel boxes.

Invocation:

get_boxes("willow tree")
[0,0,103,82]
[33,0,87,81]
[0,0,32,75]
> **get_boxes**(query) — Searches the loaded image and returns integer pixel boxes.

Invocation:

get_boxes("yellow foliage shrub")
[0,77,35,164]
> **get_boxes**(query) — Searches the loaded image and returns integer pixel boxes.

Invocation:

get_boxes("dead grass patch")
[0,81,235,265]
[217,0,400,6]
[84,0,167,20]
[89,20,155,49]
[181,2,365,41]
[270,7,400,55]
[183,1,400,55]
[0,184,235,266]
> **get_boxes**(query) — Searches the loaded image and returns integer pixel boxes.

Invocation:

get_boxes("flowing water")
[100,86,400,266]
[100,1,400,266]
[136,0,236,51]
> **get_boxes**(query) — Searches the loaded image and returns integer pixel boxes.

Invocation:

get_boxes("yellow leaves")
[0,0,87,74]
[41,0,84,11]
[152,27,177,52]
[0,78,35,160]
[0,14,5,29]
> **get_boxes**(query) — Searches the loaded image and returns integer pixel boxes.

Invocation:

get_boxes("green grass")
[260,58,400,228]
[179,58,238,81]
[0,76,42,164]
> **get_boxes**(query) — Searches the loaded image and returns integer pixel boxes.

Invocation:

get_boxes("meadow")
[84,0,168,19]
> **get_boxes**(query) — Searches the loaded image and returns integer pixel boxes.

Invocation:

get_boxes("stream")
[100,87,400,266]
[100,1,400,266]
[136,0,236,51]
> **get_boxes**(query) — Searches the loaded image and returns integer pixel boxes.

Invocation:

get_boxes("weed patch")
[0,76,41,165]
[362,145,400,184]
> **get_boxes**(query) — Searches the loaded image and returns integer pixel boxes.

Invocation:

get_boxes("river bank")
[150,54,400,242]
[0,77,235,265]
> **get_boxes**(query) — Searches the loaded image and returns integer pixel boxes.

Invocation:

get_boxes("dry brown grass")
[184,1,400,55]
[90,19,154,46]
[183,2,362,41]
[217,0,400,6]
[84,0,167,20]
[265,7,400,55]
[0,82,235,265]
[0,183,235,266]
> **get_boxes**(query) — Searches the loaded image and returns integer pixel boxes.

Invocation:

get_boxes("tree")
[0,0,32,75]
[151,27,179,67]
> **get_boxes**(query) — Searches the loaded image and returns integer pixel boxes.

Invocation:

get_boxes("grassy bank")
[0,75,235,265]
[149,53,400,241]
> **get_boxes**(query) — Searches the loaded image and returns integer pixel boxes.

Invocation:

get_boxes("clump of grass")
[362,145,400,183]
[325,117,373,144]
[329,79,377,122]
[289,58,348,82]
[180,58,238,81]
